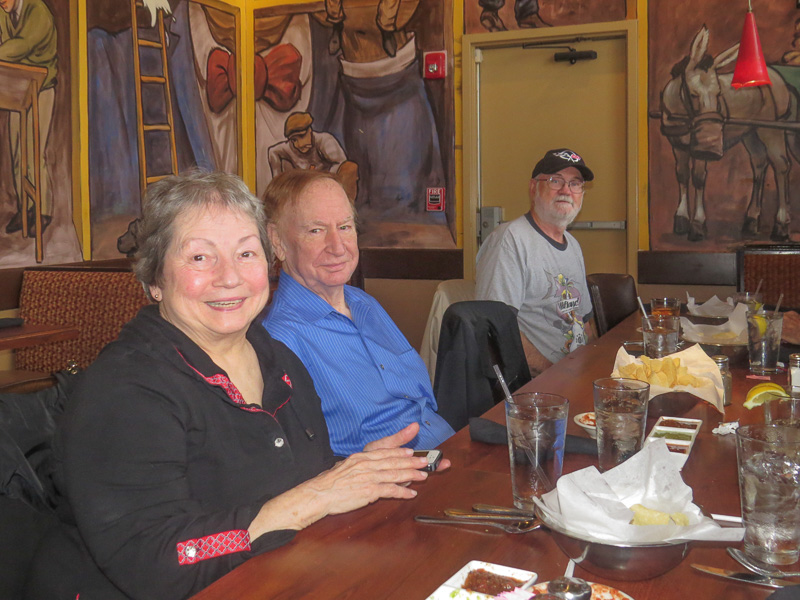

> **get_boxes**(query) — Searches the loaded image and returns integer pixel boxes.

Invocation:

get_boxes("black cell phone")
[413,449,443,472]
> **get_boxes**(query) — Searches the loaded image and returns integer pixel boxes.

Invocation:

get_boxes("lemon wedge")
[744,382,789,409]
[749,313,768,337]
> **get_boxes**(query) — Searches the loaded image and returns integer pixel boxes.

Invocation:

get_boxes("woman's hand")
[783,310,800,345]
[363,423,451,471]
[247,423,448,540]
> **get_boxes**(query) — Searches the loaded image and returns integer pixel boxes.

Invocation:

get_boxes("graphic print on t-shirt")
[542,271,587,355]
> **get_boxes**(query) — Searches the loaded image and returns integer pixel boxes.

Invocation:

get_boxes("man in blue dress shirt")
[262,170,454,456]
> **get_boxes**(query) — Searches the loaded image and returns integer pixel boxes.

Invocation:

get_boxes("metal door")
[465,22,637,278]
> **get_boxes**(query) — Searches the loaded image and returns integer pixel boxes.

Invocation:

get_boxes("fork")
[414,515,542,533]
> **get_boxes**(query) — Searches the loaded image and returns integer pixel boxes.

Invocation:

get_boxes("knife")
[691,564,797,588]
[471,503,535,517]
[445,508,531,521]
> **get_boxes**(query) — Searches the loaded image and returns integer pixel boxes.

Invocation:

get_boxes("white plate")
[574,412,597,438]
[426,560,635,600]
[426,561,533,600]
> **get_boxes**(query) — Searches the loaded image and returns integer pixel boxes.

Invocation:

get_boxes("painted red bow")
[206,44,302,114]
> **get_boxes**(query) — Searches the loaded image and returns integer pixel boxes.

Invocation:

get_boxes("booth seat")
[1,265,150,393]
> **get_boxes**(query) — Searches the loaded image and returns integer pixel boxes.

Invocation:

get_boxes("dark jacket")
[27,305,334,600]
[433,301,531,431]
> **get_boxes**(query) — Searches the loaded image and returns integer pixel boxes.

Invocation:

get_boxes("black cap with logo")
[531,148,594,181]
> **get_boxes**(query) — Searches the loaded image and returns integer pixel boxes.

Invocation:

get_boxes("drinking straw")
[493,364,513,401]
[494,364,552,489]
[774,293,784,315]
[754,278,763,298]
[637,297,653,330]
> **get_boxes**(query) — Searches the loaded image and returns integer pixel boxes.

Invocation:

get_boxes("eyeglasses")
[536,176,585,193]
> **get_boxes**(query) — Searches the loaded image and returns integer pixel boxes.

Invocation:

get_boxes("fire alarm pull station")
[423,51,446,79]
[427,188,445,211]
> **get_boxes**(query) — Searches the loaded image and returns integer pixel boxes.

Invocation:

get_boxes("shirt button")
[274,437,285,448]
[185,545,197,558]
[380,364,385,370]
[425,420,431,426]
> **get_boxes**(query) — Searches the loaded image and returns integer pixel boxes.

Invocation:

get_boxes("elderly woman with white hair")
[26,170,443,600]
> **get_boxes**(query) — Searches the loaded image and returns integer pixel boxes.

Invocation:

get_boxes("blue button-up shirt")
[263,272,455,456]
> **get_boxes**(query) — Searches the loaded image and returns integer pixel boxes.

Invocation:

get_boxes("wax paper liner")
[534,440,744,543]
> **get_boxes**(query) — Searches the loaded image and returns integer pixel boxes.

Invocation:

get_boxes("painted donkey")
[660,26,800,241]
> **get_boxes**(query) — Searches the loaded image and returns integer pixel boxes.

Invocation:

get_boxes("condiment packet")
[612,343,725,413]
[686,293,736,317]
[680,303,748,346]
[533,440,744,543]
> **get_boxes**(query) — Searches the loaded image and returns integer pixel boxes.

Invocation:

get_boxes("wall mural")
[464,0,625,35]
[88,0,238,259]
[254,0,456,249]
[0,0,81,268]
[649,3,800,251]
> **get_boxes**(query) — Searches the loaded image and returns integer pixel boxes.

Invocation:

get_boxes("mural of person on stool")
[1,0,57,237]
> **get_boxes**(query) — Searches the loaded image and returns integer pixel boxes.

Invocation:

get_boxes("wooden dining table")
[190,312,789,600]
[0,322,79,352]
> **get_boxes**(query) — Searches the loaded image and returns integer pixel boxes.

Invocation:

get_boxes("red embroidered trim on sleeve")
[177,530,251,565]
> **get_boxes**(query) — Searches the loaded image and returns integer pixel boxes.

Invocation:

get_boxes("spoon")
[414,515,542,533]
[520,573,539,590]
[727,547,800,578]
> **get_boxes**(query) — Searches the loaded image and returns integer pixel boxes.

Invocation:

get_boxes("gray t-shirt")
[476,212,593,364]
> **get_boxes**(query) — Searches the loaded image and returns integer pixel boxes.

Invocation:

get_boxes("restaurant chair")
[737,243,800,310]
[419,279,476,383]
[433,301,530,432]
[0,266,149,394]
[586,273,638,337]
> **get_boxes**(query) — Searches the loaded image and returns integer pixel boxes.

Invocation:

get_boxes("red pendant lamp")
[731,0,771,89]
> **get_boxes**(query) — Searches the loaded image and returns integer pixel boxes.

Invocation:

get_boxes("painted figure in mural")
[475,148,595,376]
[0,0,57,237]
[478,0,549,32]
[267,111,359,201]
[88,0,222,258]
[660,26,800,242]
[312,1,448,227]
[325,0,401,57]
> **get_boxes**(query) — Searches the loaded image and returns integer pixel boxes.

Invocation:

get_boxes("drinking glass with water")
[505,392,569,511]
[736,424,800,565]
[593,378,650,472]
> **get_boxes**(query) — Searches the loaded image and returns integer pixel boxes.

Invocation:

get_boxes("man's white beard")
[535,194,581,229]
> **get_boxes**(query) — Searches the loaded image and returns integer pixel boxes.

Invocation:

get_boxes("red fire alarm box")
[423,51,446,80]
[427,187,445,211]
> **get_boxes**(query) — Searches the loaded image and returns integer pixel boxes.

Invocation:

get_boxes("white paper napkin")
[680,303,749,346]
[612,343,725,413]
[686,293,736,317]
[534,440,745,543]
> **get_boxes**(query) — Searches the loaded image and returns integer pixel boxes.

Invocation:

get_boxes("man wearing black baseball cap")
[476,148,596,376]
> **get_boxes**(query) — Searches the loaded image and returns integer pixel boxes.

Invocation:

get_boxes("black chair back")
[586,273,638,336]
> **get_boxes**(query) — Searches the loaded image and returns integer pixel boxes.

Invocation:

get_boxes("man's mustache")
[555,195,575,206]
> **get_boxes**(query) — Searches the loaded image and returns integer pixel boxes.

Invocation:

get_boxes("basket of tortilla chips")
[611,344,724,412]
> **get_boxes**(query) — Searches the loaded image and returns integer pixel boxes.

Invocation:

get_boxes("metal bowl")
[534,507,690,581]
[695,341,749,367]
